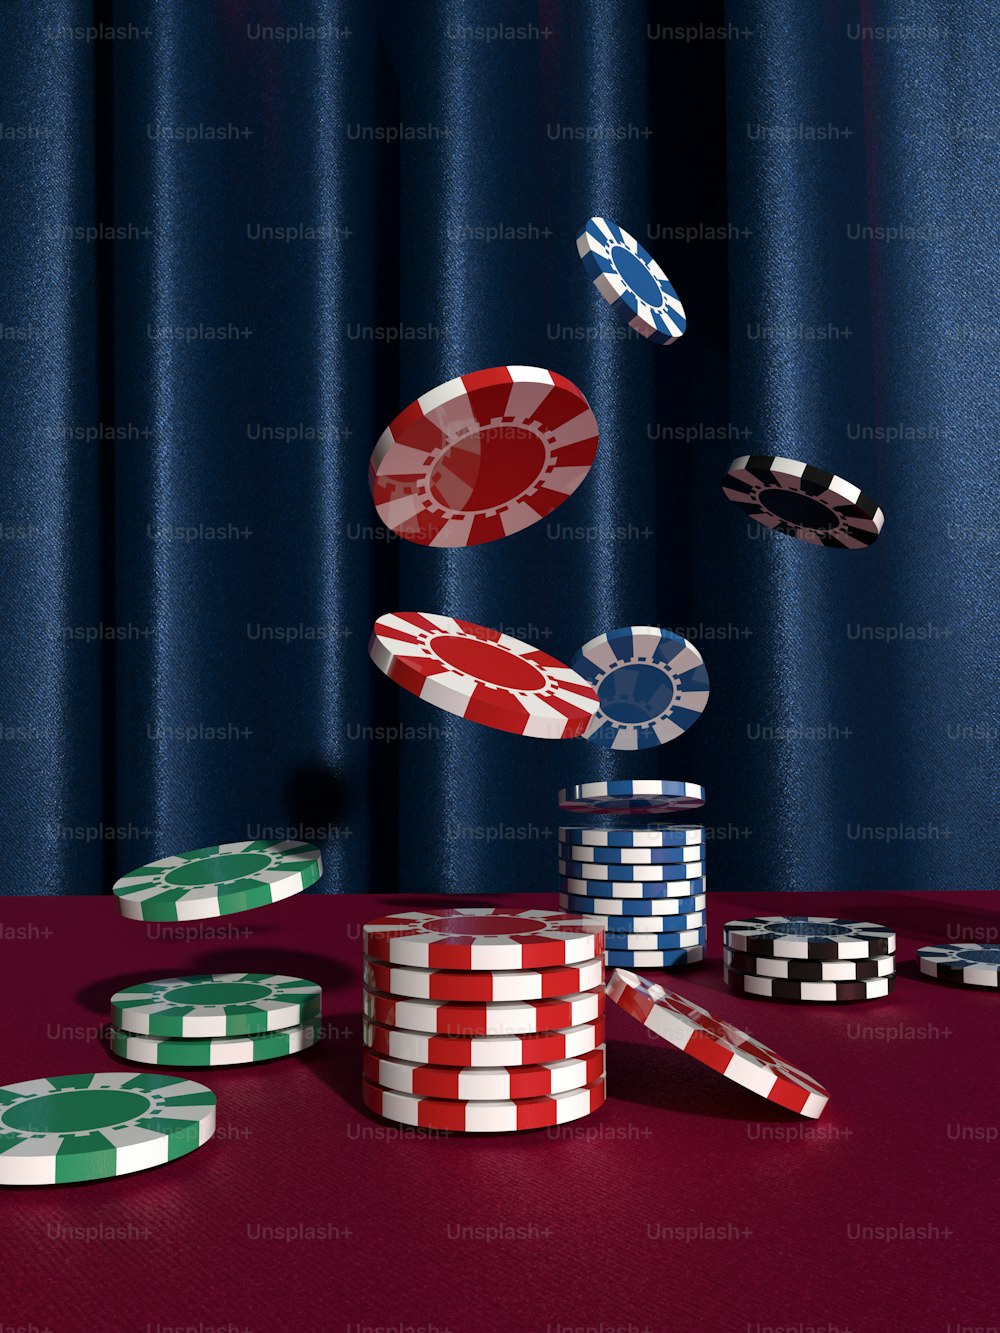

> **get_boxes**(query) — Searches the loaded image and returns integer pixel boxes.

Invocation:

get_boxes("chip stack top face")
[918,943,1000,988]
[363,908,605,971]
[723,916,895,961]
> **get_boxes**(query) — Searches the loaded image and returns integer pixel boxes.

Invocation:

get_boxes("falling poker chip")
[722,455,885,549]
[917,944,1000,988]
[572,626,709,751]
[0,1072,217,1186]
[369,612,599,740]
[606,969,829,1118]
[110,973,322,1038]
[576,217,686,345]
[112,839,323,922]
[558,780,706,815]
[369,366,599,547]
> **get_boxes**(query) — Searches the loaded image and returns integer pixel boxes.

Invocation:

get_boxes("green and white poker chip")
[110,973,322,1038]
[0,1072,216,1186]
[109,1015,322,1068]
[112,839,323,922]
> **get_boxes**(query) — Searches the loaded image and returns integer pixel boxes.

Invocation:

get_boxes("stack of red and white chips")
[361,908,608,1132]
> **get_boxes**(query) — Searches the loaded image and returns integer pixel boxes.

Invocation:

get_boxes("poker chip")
[369,365,599,548]
[559,891,705,918]
[363,1075,606,1133]
[576,217,686,345]
[559,825,705,847]
[603,918,706,939]
[606,969,829,1118]
[559,876,707,901]
[363,955,604,1003]
[558,841,703,864]
[112,839,323,922]
[109,1017,322,1067]
[362,988,603,1037]
[722,454,885,550]
[723,947,895,983]
[917,944,1000,989]
[723,917,895,961]
[363,908,604,971]
[558,781,705,815]
[571,626,709,751]
[110,973,322,1038]
[557,857,704,883]
[0,1072,217,1186]
[369,612,599,740]
[724,966,895,1004]
[605,947,706,968]
[363,1016,606,1068]
[605,930,707,952]
[363,1047,606,1101]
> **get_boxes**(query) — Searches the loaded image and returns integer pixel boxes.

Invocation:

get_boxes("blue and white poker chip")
[558,826,705,848]
[576,217,686,345]
[917,943,1000,988]
[558,781,706,815]
[559,886,706,913]
[605,929,708,952]
[605,944,705,968]
[605,920,706,942]
[571,626,709,751]
[558,858,704,883]
[558,841,703,865]
[556,875,706,901]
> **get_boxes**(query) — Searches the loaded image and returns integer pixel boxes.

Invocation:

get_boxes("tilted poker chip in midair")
[363,1075,606,1133]
[113,840,323,922]
[571,626,709,751]
[363,955,604,1004]
[0,1072,217,1186]
[558,857,704,882]
[558,781,706,815]
[723,917,896,961]
[110,974,323,1039]
[363,1016,606,1068]
[576,217,686,345]
[917,944,1000,989]
[724,966,895,1005]
[109,1017,322,1068]
[362,988,604,1037]
[558,841,704,864]
[369,612,599,739]
[558,891,706,918]
[605,945,705,969]
[606,969,829,1118]
[558,825,705,848]
[722,455,885,550]
[363,908,604,971]
[369,366,599,548]
[723,947,896,983]
[363,1047,606,1101]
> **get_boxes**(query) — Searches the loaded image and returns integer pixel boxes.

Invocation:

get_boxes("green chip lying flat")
[0,1072,216,1186]
[112,839,323,922]
[110,973,322,1037]
[109,1015,322,1067]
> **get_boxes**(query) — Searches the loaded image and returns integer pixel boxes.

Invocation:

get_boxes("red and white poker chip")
[363,1075,606,1132]
[369,366,599,548]
[369,613,599,739]
[363,1046,606,1101]
[363,908,605,971]
[363,955,604,1003]
[363,987,604,1037]
[606,969,829,1118]
[363,1016,606,1068]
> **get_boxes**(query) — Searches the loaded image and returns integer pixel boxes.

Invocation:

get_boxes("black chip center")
[759,486,838,530]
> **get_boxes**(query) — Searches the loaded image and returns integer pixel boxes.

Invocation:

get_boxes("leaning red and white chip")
[363,1075,606,1132]
[363,1016,606,1067]
[369,612,599,739]
[362,988,603,1037]
[369,366,599,548]
[363,908,604,971]
[363,955,604,1003]
[606,969,829,1118]
[363,1047,606,1101]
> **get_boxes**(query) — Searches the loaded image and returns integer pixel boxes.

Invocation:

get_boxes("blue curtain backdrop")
[0,1,995,897]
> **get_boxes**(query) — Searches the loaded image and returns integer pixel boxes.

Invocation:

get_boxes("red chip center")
[427,915,553,937]
[431,634,547,691]
[428,429,546,511]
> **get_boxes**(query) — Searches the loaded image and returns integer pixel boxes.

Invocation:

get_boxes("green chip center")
[164,852,273,887]
[3,1089,150,1133]
[167,981,272,1004]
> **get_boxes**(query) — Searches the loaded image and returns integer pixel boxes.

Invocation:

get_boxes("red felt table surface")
[1,891,997,1333]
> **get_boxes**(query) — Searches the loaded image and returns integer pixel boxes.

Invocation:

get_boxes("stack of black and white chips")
[723,916,896,1003]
